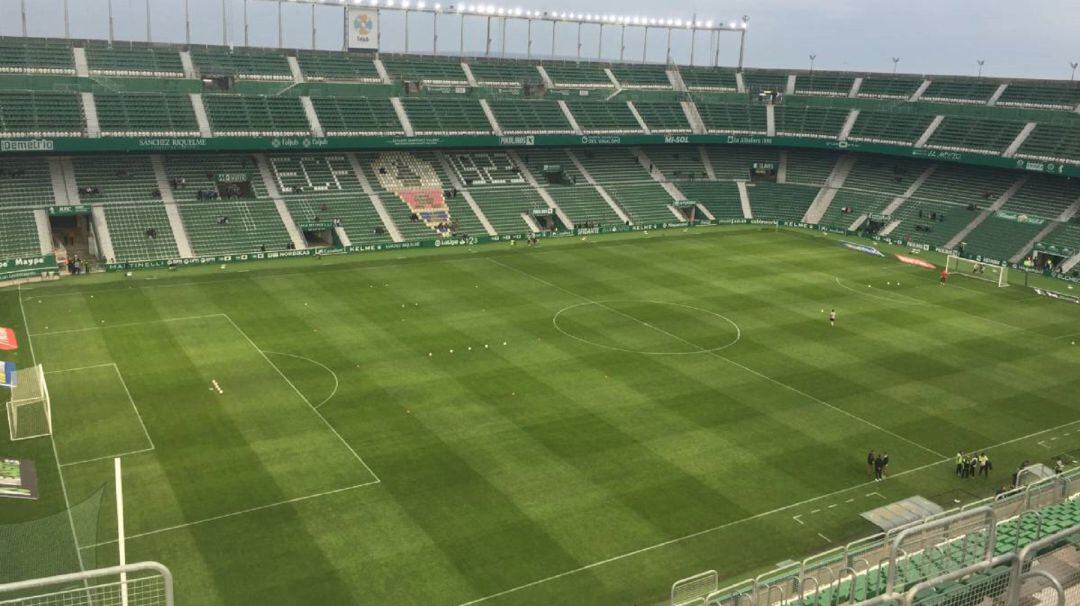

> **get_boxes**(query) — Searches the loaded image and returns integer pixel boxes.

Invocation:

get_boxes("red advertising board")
[0,327,16,351]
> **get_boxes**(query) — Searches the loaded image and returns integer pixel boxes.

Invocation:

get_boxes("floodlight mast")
[249,0,746,68]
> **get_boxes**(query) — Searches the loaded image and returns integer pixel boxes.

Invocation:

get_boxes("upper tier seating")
[701,145,781,181]
[681,67,738,91]
[794,73,855,97]
[742,71,788,92]
[96,93,199,137]
[925,116,1024,154]
[633,101,691,133]
[190,46,292,80]
[202,95,310,136]
[921,79,1000,104]
[311,97,404,136]
[1015,123,1080,166]
[381,56,467,84]
[0,37,75,75]
[565,101,642,133]
[542,61,613,88]
[857,75,924,99]
[85,41,184,78]
[267,154,392,246]
[399,97,491,134]
[573,148,677,224]
[996,82,1080,110]
[847,110,934,146]
[773,106,848,138]
[517,148,622,226]
[642,147,710,182]
[784,149,839,186]
[296,50,381,82]
[487,99,573,134]
[0,91,85,137]
[695,103,766,135]
[467,60,543,86]
[610,64,671,89]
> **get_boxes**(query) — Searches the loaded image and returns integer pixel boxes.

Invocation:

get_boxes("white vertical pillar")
[689,28,696,66]
[665,27,672,64]
[550,21,556,58]
[146,0,152,42]
[107,0,114,43]
[21,0,27,37]
[115,457,129,606]
[485,16,491,56]
[597,24,603,60]
[64,0,70,39]
[185,0,191,45]
[642,27,648,63]
[501,17,507,58]
[619,25,625,61]
[404,10,409,52]
[576,22,581,60]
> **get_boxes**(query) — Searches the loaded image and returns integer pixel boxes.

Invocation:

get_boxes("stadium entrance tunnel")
[552,300,740,355]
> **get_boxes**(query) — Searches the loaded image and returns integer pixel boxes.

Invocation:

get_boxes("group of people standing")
[867,450,890,481]
[956,452,992,478]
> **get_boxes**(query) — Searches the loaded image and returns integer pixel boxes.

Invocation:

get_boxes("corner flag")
[1,361,15,388]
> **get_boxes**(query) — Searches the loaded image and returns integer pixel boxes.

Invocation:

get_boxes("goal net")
[6,365,51,441]
[945,255,1009,287]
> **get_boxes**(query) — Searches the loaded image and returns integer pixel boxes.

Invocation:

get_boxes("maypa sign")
[347,8,379,50]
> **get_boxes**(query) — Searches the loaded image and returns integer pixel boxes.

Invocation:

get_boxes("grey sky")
[1,0,1077,80]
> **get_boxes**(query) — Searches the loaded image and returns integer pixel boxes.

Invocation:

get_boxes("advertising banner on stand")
[347,8,379,50]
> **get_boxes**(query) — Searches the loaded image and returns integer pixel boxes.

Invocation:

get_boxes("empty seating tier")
[517,148,622,226]
[633,102,690,133]
[487,99,572,133]
[400,97,490,134]
[85,42,184,77]
[0,91,84,137]
[858,75,923,99]
[681,67,738,91]
[574,148,676,224]
[412,151,488,236]
[190,46,292,80]
[0,210,43,259]
[774,106,848,138]
[203,95,310,136]
[1015,123,1080,166]
[381,56,467,84]
[699,145,781,181]
[610,64,670,88]
[565,101,641,133]
[0,38,75,75]
[311,97,403,136]
[356,151,451,240]
[542,62,612,87]
[677,182,744,220]
[921,79,1000,104]
[1000,175,1080,219]
[996,82,1080,110]
[96,93,198,137]
[1041,222,1080,254]
[742,72,789,92]
[794,73,855,96]
[961,215,1045,261]
[784,149,839,186]
[467,60,542,86]
[0,158,55,209]
[848,110,934,145]
[642,147,710,182]
[745,182,818,222]
[696,103,766,134]
[296,50,381,82]
[925,116,1024,154]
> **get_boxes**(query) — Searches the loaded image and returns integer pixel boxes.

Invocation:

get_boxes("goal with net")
[945,255,1010,287]
[6,364,51,441]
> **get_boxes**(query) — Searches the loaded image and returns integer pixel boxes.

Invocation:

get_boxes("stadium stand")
[633,101,692,133]
[995,81,1080,110]
[925,116,1025,154]
[642,146,710,182]
[573,148,677,223]
[467,59,543,86]
[84,41,184,78]
[847,110,935,146]
[695,103,767,134]
[542,61,613,88]
[411,151,488,236]
[857,75,924,99]
[681,67,739,92]
[267,154,392,246]
[295,49,381,82]
[773,105,848,138]
[890,165,1019,246]
[95,92,199,137]
[486,98,574,134]
[163,154,292,256]
[202,94,310,136]
[399,97,491,134]
[794,72,855,96]
[356,151,451,239]
[0,37,75,74]
[0,91,85,137]
[71,155,181,261]
[564,101,642,133]
[1041,221,1080,254]
[380,55,468,84]
[310,96,404,136]
[921,78,1000,104]
[190,45,292,80]
[819,157,926,228]
[784,149,839,186]
[745,181,819,222]
[741,71,788,92]
[445,151,545,233]
[1014,123,1080,166]
[961,215,1045,261]
[677,181,745,220]
[0,158,52,259]
[701,145,781,181]
[517,148,623,226]
[999,174,1080,219]
[610,63,671,88]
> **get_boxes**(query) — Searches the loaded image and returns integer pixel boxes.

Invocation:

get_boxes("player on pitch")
[939,268,949,285]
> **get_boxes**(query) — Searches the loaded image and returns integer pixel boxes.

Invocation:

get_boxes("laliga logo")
[354,14,373,36]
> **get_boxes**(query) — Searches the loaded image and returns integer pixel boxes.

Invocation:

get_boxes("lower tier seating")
[103,203,181,261]
[745,182,819,222]
[677,182,745,220]
[0,209,42,259]
[961,215,1045,262]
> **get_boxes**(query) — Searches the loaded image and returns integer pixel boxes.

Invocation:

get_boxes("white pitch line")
[817,532,832,543]
[488,258,947,460]
[59,448,155,468]
[810,509,821,514]
[792,515,804,526]
[45,362,118,374]
[845,498,855,503]
[262,351,340,409]
[82,479,382,548]
[827,504,838,509]
[28,313,227,337]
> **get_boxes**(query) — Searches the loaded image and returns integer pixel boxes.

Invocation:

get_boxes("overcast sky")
[1,0,1077,80]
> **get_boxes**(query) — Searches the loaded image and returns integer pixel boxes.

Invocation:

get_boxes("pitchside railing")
[671,467,1080,606]
[0,562,173,606]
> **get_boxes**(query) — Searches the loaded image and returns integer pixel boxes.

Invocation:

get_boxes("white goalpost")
[945,255,1010,288]
[6,364,52,441]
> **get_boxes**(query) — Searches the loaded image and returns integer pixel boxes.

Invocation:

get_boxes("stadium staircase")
[877,164,939,236]
[347,152,405,242]
[444,151,548,234]
[944,176,1029,251]
[357,151,458,238]
[802,155,857,224]
[564,150,632,224]
[506,150,574,229]
[432,152,497,237]
[150,156,194,258]
[632,148,689,221]
[254,155,308,250]
[0,158,57,260]
[818,157,924,231]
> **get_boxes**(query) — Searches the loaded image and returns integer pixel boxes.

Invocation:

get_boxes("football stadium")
[0,0,1079,604]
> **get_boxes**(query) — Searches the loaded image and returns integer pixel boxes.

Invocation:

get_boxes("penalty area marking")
[551,300,741,355]
[262,351,340,409]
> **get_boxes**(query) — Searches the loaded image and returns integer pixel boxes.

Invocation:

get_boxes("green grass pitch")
[1,225,1078,605]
